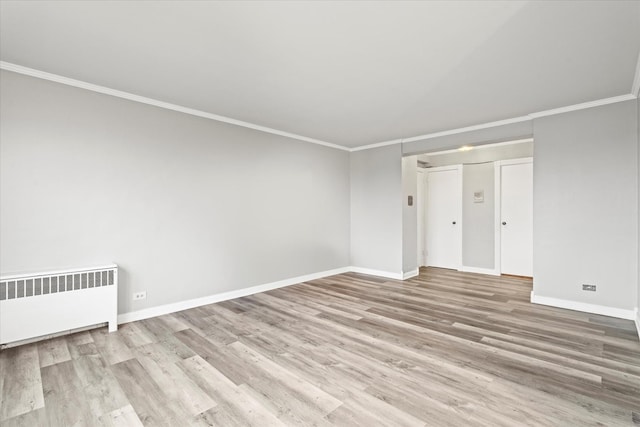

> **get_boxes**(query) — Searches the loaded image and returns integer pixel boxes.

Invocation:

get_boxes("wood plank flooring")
[1,267,639,426]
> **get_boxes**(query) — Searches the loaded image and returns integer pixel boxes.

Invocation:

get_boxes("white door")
[417,171,425,267]
[425,166,462,269]
[499,159,533,276]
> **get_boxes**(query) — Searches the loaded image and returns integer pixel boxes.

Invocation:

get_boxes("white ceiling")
[1,1,639,148]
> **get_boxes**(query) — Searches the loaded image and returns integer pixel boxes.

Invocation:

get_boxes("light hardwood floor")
[1,268,639,426]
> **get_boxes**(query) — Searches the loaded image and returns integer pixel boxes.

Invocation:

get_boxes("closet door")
[425,165,462,269]
[499,158,533,276]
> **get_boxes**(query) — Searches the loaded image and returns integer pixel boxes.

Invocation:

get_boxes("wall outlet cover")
[133,291,147,300]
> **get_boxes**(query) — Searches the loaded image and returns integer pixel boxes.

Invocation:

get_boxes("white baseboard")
[116,268,640,337]
[530,292,636,320]
[460,266,500,276]
[118,266,350,324]
[348,266,403,280]
[402,269,419,280]
[349,267,418,280]
[118,265,424,325]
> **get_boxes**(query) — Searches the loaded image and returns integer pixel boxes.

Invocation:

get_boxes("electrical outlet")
[133,291,147,300]
[582,284,596,292]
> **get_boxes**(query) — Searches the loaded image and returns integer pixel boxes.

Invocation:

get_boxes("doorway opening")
[415,138,533,277]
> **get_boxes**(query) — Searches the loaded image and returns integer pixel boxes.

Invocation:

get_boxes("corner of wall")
[349,144,404,274]
[637,96,640,338]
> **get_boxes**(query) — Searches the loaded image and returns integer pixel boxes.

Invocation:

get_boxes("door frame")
[424,164,463,270]
[494,157,533,276]
[417,169,425,267]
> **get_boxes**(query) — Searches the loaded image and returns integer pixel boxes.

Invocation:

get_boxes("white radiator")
[0,264,118,346]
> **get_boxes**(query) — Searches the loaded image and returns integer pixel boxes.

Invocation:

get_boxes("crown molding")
[0,61,351,152]
[527,93,637,119]
[349,139,402,152]
[359,93,637,151]
[3,61,637,154]
[400,116,531,144]
[631,50,640,98]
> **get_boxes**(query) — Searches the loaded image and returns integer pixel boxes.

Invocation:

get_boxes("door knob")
[502,221,507,225]
[452,221,456,225]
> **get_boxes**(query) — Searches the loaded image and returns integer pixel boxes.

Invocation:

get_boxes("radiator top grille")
[0,268,115,301]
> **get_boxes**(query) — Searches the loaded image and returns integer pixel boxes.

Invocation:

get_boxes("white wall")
[462,163,495,270]
[0,70,351,316]
[350,144,403,275]
[402,156,418,274]
[3,68,638,325]
[533,100,638,311]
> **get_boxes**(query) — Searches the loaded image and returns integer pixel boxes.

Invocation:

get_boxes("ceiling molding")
[632,51,640,97]
[527,94,637,119]
[368,93,637,151]
[400,116,532,144]
[349,139,402,153]
[2,61,637,154]
[0,61,351,152]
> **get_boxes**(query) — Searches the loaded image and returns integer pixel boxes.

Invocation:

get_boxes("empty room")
[1,1,639,426]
